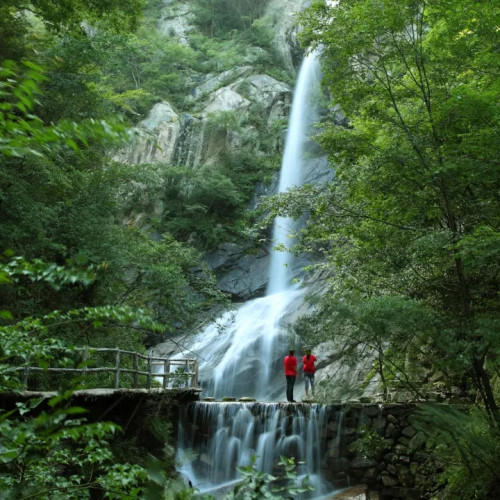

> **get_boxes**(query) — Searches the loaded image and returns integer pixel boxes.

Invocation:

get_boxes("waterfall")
[166,51,322,401]
[170,51,337,498]
[177,402,335,498]
[267,51,321,295]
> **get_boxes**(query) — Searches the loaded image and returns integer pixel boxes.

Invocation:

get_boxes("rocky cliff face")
[115,0,325,299]
[116,0,308,171]
[115,71,292,170]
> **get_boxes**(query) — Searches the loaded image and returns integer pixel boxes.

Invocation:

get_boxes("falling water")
[171,51,337,497]
[268,51,321,295]
[167,51,322,400]
[177,402,334,498]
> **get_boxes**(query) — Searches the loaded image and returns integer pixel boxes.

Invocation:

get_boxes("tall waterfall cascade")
[267,51,321,296]
[168,51,323,401]
[169,51,339,498]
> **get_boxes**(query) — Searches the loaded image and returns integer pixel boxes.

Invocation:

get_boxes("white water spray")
[169,51,322,401]
[177,402,334,498]
[268,52,321,295]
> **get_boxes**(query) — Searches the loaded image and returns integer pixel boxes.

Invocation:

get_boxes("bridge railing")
[16,347,199,391]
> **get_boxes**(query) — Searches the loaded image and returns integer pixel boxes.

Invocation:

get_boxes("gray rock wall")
[324,403,436,499]
[116,0,307,172]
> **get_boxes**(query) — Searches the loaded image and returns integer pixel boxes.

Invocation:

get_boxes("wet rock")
[395,444,409,455]
[329,457,350,473]
[205,244,270,299]
[402,425,417,441]
[381,475,398,487]
[372,415,386,432]
[408,431,426,451]
[332,472,351,489]
[363,467,377,480]
[387,463,397,475]
[329,483,369,499]
[364,404,381,417]
[386,414,399,424]
[397,436,410,446]
[343,427,358,436]
[351,457,377,468]
[385,422,398,438]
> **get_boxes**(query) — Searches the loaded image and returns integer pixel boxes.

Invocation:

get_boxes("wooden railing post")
[133,353,138,388]
[23,366,30,390]
[163,360,170,389]
[114,349,120,389]
[146,356,152,389]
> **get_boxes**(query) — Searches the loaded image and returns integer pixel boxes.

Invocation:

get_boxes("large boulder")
[204,243,270,299]
[202,87,251,114]
[192,66,254,100]
[114,102,181,165]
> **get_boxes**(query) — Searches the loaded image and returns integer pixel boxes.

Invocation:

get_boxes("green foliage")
[0,61,127,158]
[160,165,245,248]
[294,0,500,417]
[1,255,96,291]
[157,147,280,250]
[0,395,147,499]
[225,455,314,500]
[187,0,288,79]
[93,27,198,114]
[291,0,500,495]
[205,110,244,133]
[192,0,268,38]
[414,405,500,499]
[0,81,223,330]
[348,426,391,460]
[0,261,157,498]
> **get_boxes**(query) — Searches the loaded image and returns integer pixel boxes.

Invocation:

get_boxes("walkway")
[11,347,200,393]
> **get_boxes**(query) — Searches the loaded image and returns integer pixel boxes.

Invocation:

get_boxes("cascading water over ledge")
[164,50,323,402]
[177,402,338,498]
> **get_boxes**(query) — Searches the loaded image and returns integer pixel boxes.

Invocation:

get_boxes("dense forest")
[1,0,499,498]
[291,1,499,497]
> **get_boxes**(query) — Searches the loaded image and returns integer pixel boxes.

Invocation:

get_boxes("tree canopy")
[289,0,500,495]
[297,0,499,415]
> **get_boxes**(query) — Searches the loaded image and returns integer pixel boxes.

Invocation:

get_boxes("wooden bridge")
[13,347,200,394]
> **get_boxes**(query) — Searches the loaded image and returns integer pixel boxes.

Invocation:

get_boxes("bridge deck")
[16,387,202,398]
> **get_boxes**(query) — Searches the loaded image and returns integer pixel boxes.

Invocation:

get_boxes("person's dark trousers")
[286,375,296,402]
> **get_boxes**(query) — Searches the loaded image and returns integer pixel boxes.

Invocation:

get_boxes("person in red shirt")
[283,350,298,402]
[302,349,317,398]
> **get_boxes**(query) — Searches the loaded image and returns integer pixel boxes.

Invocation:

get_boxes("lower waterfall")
[177,402,341,498]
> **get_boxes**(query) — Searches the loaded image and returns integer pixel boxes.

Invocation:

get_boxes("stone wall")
[174,400,438,499]
[325,403,436,499]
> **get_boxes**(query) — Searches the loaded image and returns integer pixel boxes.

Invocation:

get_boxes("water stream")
[171,51,338,497]
[267,50,320,296]
[177,402,335,498]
